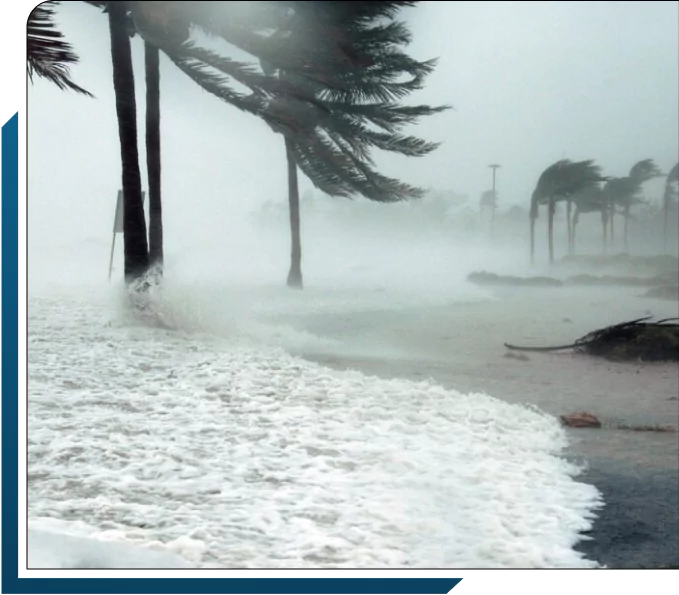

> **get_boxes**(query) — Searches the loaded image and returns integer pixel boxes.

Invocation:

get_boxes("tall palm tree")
[252,3,447,288]
[283,137,303,287]
[107,1,150,283]
[128,0,191,274]
[84,2,445,288]
[530,160,605,264]
[85,1,365,285]
[663,162,678,253]
[145,41,163,272]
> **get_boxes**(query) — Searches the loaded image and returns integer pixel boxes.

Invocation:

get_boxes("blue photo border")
[2,112,462,594]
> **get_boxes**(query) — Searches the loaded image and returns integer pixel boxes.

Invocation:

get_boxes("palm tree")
[107,1,150,283]
[604,159,663,253]
[199,1,448,289]
[145,41,163,272]
[132,2,193,275]
[530,160,605,264]
[663,162,678,253]
[85,1,354,285]
[67,2,444,288]
[284,137,303,287]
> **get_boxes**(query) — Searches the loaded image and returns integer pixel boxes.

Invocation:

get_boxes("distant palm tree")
[530,160,605,264]
[663,162,679,253]
[604,159,663,253]
[27,1,92,96]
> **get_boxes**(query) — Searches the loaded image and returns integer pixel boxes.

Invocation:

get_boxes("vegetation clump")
[504,317,679,362]
[467,271,563,287]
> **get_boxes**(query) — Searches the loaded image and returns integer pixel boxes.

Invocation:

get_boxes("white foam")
[27,287,602,568]
[28,518,194,568]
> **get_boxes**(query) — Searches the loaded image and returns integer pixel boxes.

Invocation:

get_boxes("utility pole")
[488,164,501,236]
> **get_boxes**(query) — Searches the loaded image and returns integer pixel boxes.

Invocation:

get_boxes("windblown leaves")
[27,1,93,96]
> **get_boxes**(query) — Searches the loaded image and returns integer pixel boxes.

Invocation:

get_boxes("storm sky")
[28,1,678,246]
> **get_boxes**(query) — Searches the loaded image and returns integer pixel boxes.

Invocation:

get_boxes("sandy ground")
[277,284,678,568]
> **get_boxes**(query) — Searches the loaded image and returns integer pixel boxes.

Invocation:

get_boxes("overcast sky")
[28,1,679,247]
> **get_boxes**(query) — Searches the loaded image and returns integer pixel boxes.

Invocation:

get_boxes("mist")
[29,2,678,274]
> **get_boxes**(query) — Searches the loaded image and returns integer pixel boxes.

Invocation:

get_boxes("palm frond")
[533,159,605,201]
[356,130,440,156]
[289,129,423,201]
[323,102,450,133]
[164,51,269,118]
[629,158,663,184]
[27,1,93,96]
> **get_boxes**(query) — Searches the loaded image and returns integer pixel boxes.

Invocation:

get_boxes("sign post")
[108,190,146,281]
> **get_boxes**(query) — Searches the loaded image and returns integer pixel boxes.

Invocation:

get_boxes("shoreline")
[288,286,678,568]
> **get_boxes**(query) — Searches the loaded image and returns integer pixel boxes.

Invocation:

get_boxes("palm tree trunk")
[566,199,573,254]
[285,137,303,289]
[145,42,163,272]
[571,208,578,255]
[623,205,630,253]
[602,209,608,254]
[548,195,555,264]
[609,205,615,247]
[108,2,149,283]
[663,187,669,254]
[529,198,537,265]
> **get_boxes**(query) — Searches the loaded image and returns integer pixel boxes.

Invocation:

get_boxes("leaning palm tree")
[254,3,447,289]
[530,160,605,264]
[604,159,663,253]
[83,1,388,284]
[85,2,445,287]
[180,1,447,289]
[663,163,679,253]
[27,1,93,96]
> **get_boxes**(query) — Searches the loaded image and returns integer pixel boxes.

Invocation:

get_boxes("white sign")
[113,190,147,233]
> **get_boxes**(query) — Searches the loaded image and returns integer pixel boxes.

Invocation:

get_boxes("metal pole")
[488,164,500,236]
[108,190,122,281]
[108,231,117,281]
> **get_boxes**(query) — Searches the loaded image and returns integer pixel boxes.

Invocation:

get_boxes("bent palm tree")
[663,163,679,252]
[530,160,605,264]
[605,159,663,253]
[663,162,679,253]
[86,2,446,287]
[253,3,447,288]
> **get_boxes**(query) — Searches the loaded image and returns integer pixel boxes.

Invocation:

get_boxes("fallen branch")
[504,317,679,361]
